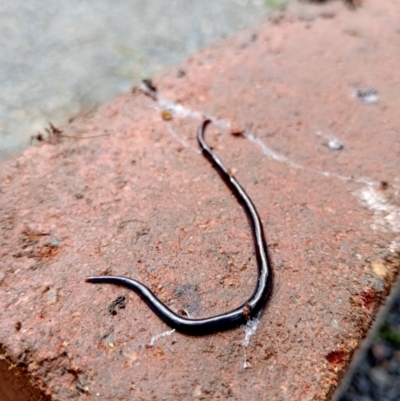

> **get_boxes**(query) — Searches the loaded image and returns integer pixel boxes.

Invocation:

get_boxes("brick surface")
[1,1,400,400]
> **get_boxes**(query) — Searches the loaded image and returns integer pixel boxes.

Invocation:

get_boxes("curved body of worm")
[86,119,272,335]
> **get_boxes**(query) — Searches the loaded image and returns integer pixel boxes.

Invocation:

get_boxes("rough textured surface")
[0,0,273,162]
[0,0,400,400]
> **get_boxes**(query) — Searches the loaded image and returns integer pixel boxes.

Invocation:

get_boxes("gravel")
[336,281,400,401]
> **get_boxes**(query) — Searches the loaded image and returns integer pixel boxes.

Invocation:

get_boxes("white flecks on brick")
[389,240,400,254]
[149,329,175,347]
[244,131,381,187]
[144,91,400,190]
[242,313,261,369]
[358,187,400,233]
[166,124,195,151]
[244,131,288,163]
[243,314,261,347]
[354,86,379,105]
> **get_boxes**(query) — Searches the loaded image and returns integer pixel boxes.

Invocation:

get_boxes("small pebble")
[161,110,173,121]
[331,319,340,330]
[371,344,392,363]
[230,126,243,136]
[368,367,390,387]
[356,86,379,105]
[339,291,400,400]
[328,139,343,150]
[104,334,114,347]
[47,288,58,304]
[371,260,388,279]
[50,236,61,247]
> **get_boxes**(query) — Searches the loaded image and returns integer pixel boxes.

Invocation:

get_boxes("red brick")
[1,1,400,400]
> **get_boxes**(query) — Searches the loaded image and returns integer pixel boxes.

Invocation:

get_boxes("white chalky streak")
[358,187,400,233]
[147,93,399,190]
[149,329,175,347]
[242,314,261,369]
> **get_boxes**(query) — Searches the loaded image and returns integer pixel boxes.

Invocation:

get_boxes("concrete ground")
[0,0,285,162]
[0,1,400,400]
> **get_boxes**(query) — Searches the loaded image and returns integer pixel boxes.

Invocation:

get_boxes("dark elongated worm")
[86,119,272,334]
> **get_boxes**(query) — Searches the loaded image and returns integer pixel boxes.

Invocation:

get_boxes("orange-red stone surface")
[1,1,400,400]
